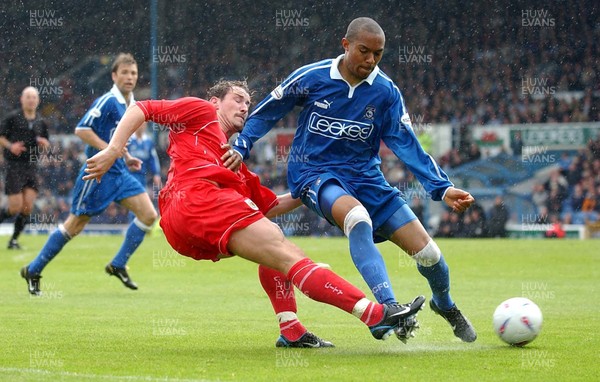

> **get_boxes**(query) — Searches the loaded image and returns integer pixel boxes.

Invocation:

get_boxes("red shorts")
[159,180,265,261]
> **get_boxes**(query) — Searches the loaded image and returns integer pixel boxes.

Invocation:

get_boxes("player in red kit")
[84,80,425,347]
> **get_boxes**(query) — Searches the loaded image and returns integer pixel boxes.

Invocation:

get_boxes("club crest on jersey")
[364,105,376,120]
[244,198,259,210]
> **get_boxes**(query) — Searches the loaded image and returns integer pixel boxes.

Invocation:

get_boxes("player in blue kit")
[20,53,158,295]
[229,17,477,342]
[127,123,161,191]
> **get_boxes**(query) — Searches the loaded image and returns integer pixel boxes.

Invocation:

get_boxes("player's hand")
[125,157,142,172]
[443,187,475,213]
[220,143,243,172]
[83,147,121,182]
[9,141,26,156]
[36,137,50,148]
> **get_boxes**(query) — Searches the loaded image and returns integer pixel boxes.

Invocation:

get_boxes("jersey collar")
[330,54,379,86]
[110,84,135,105]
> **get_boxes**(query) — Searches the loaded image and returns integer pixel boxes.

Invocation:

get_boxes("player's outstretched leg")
[414,240,476,342]
[258,265,334,348]
[231,218,421,342]
[286,258,424,341]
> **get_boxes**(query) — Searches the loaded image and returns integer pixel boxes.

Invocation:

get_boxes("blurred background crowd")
[0,0,598,237]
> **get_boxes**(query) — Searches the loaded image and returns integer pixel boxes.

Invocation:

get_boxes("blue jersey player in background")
[230,17,477,342]
[126,123,161,222]
[21,53,158,295]
[127,123,161,191]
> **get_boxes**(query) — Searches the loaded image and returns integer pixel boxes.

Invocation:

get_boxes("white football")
[493,297,543,346]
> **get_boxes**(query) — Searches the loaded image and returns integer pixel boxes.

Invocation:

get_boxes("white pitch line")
[0,367,221,382]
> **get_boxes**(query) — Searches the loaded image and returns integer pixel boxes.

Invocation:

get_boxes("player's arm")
[383,122,474,212]
[381,89,473,211]
[265,193,303,218]
[75,128,110,151]
[231,75,303,166]
[83,105,146,181]
[0,118,26,155]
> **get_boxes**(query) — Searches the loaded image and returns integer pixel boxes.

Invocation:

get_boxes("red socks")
[287,258,383,325]
[259,265,306,341]
[259,265,297,313]
[261,258,386,339]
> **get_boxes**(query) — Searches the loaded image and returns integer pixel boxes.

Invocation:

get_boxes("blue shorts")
[300,172,417,242]
[71,166,146,216]
[130,172,147,189]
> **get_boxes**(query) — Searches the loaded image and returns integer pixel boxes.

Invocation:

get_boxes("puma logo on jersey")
[314,99,332,109]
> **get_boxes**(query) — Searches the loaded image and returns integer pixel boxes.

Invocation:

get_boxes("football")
[493,297,543,346]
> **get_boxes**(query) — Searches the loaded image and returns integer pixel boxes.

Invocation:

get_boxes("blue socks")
[28,218,151,274]
[348,221,396,304]
[28,226,71,274]
[110,219,149,268]
[318,181,396,304]
[416,254,454,311]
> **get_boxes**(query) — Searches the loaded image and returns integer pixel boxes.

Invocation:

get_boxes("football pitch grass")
[0,234,597,381]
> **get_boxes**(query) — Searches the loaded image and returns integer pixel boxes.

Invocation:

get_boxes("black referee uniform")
[0,110,49,196]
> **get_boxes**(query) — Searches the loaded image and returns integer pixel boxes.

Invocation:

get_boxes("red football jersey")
[136,97,276,213]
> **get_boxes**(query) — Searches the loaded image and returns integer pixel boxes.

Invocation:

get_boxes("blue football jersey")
[127,133,161,185]
[234,55,452,201]
[76,84,134,174]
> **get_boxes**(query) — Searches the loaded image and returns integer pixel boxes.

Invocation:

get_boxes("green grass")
[0,234,598,381]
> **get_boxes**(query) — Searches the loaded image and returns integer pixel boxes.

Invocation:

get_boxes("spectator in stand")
[565,156,583,189]
[546,188,564,216]
[544,169,569,204]
[487,196,509,238]
[462,208,486,238]
[449,212,463,237]
[558,152,573,175]
[466,142,482,162]
[570,184,586,216]
[435,210,453,238]
[457,214,473,238]
[588,134,600,160]
[511,131,523,157]
[580,185,598,223]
